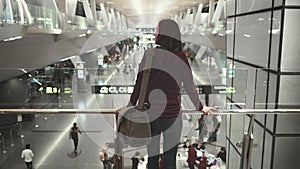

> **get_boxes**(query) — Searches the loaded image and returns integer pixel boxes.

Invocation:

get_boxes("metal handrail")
[0,108,299,114]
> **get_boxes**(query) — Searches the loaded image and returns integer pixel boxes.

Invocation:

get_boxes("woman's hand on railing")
[116,106,125,114]
[201,106,219,115]
[116,105,130,114]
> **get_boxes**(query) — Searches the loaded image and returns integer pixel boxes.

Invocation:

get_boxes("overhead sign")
[92,85,229,95]
[39,87,72,94]
[92,85,134,94]
[197,85,227,94]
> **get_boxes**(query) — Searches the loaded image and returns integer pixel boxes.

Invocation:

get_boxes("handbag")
[117,49,154,147]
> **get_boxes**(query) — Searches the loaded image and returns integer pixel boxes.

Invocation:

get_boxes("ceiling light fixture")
[243,34,251,38]
[106,1,114,4]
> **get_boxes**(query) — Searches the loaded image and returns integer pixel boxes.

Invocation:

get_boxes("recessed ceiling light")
[243,34,251,38]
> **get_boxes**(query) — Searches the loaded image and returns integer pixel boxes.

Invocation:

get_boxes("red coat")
[130,48,203,118]
[159,158,163,169]
[187,147,197,165]
[197,157,213,169]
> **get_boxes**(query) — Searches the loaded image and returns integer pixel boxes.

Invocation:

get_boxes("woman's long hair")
[155,19,182,53]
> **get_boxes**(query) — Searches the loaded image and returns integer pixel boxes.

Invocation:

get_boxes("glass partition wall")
[0,66,242,169]
[0,65,299,169]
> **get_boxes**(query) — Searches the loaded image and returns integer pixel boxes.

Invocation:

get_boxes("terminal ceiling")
[96,0,210,27]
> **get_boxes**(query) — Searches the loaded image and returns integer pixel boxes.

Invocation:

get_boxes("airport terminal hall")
[0,0,299,169]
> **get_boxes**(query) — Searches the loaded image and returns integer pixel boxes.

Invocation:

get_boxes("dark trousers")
[72,138,78,151]
[188,163,195,169]
[25,161,33,169]
[147,116,182,169]
[103,160,111,169]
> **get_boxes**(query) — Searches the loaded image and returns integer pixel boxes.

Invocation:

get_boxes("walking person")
[21,144,34,169]
[187,144,197,169]
[69,122,81,153]
[159,154,164,169]
[196,114,208,143]
[208,115,222,142]
[131,151,144,169]
[99,148,111,169]
[216,147,226,163]
[126,19,217,169]
[196,143,207,161]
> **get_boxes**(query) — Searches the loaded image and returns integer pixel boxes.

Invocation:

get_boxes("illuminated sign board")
[39,87,72,94]
[92,85,134,94]
[91,85,230,95]
[197,85,227,94]
[76,62,85,79]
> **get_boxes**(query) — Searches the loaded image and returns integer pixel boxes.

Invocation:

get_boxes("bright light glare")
[35,117,77,168]
[132,0,143,14]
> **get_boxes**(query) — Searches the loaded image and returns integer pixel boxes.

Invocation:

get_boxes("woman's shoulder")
[175,51,189,64]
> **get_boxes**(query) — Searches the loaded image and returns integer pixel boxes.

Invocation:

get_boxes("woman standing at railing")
[128,19,217,169]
